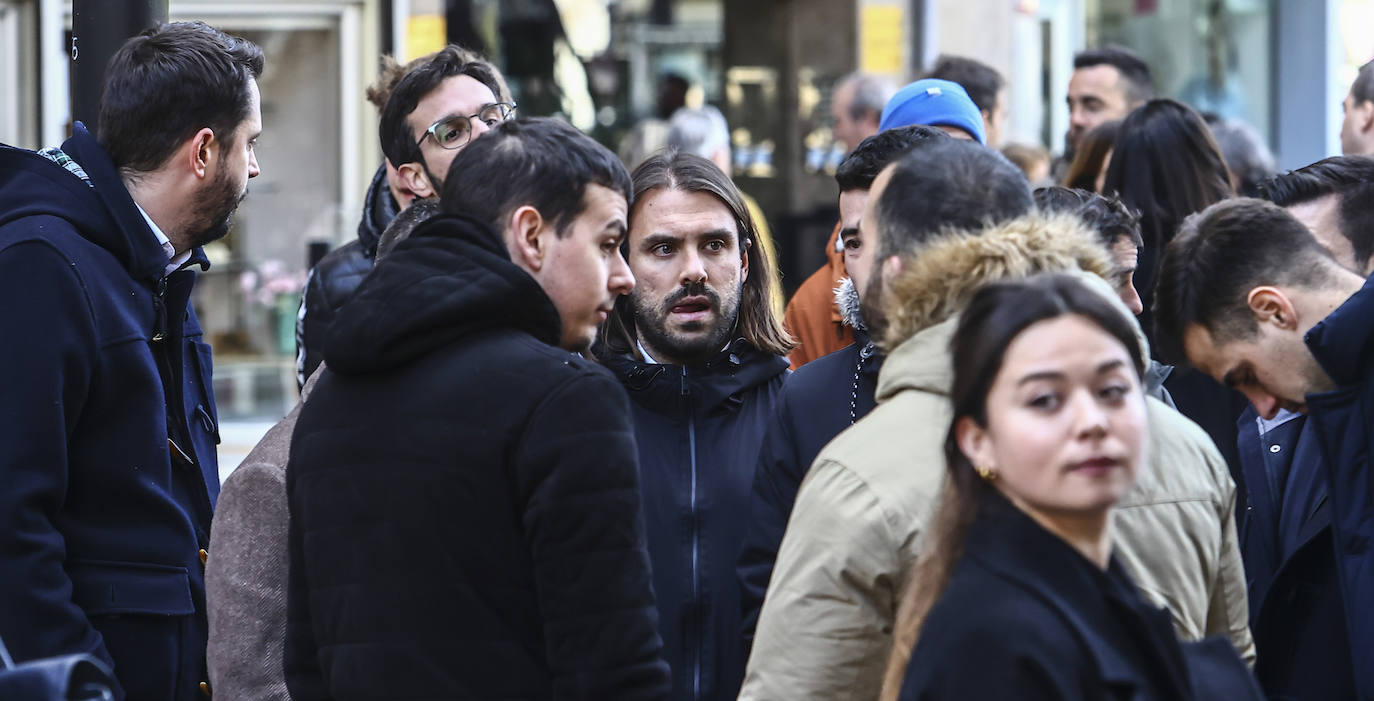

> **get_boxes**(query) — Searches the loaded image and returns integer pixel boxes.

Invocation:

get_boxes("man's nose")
[679,249,707,285]
[1244,389,1281,421]
[610,250,635,296]
[248,150,260,179]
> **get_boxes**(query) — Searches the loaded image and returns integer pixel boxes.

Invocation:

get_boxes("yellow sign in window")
[860,5,904,76]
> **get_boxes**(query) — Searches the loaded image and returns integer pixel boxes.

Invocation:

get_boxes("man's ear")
[185,128,216,180]
[1358,99,1374,134]
[740,236,751,283]
[1247,286,1300,331]
[397,162,437,200]
[881,253,904,282]
[506,205,547,272]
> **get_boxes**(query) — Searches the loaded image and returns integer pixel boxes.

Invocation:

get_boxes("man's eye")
[843,239,861,251]
[1099,385,1128,402]
[652,244,673,256]
[705,240,724,252]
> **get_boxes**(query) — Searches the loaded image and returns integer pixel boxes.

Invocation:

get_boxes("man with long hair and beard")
[597,150,793,701]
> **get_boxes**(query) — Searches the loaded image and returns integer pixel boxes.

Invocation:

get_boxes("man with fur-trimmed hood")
[740,139,1253,700]
[737,125,951,650]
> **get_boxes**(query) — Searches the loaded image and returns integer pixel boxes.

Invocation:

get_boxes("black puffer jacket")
[294,163,397,388]
[284,213,671,700]
[599,342,788,701]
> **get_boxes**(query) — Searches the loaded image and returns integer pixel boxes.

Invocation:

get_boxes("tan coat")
[739,215,1253,700]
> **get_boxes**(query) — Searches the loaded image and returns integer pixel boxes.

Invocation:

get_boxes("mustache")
[662,282,720,311]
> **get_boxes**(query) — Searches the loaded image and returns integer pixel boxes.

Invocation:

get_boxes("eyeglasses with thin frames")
[417,102,518,150]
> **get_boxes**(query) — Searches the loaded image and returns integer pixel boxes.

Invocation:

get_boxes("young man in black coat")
[595,151,794,700]
[1156,197,1374,701]
[0,23,262,700]
[284,117,671,700]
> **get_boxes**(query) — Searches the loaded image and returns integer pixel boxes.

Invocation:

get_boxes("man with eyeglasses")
[296,45,514,386]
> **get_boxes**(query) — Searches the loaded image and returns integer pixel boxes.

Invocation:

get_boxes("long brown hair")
[1061,119,1120,192]
[879,274,1145,699]
[600,150,795,357]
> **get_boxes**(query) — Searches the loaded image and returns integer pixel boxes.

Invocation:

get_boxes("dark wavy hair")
[1062,120,1120,192]
[378,45,511,169]
[600,151,795,358]
[881,273,1144,699]
[98,22,263,173]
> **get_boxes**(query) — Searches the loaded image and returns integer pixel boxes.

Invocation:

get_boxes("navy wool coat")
[0,124,222,700]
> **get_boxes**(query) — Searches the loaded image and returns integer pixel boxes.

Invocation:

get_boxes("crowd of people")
[0,18,1372,701]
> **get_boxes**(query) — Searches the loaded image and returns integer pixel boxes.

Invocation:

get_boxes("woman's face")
[957,314,1147,520]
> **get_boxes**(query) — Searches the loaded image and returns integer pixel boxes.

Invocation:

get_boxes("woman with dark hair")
[1100,99,1232,326]
[886,274,1261,701]
[1062,119,1120,192]
[1100,98,1243,474]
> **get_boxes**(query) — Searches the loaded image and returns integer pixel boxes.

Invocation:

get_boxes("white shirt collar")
[134,203,192,276]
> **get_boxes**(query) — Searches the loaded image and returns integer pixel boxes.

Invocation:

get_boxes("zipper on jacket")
[682,365,702,701]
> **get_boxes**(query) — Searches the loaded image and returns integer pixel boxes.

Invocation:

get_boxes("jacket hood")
[834,276,867,333]
[598,340,789,414]
[322,212,562,374]
[357,162,399,255]
[1305,273,1374,387]
[0,123,178,282]
[876,213,1135,402]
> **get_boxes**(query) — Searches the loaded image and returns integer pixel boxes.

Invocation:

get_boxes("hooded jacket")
[0,124,222,701]
[1303,272,1374,700]
[294,162,398,388]
[737,277,880,649]
[600,341,788,701]
[284,213,671,700]
[740,214,1253,701]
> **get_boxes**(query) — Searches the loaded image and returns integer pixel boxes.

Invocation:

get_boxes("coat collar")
[1305,273,1374,387]
[60,122,205,283]
[966,490,1193,698]
[599,338,788,413]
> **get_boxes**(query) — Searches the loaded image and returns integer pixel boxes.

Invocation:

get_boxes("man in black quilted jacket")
[294,45,512,388]
[283,117,670,700]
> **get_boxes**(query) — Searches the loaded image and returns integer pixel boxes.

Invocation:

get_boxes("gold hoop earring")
[976,465,998,482]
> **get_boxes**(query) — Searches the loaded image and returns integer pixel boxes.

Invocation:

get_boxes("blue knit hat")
[879,78,986,144]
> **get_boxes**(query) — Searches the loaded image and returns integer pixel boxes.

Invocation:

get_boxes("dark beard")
[186,166,245,250]
[633,280,740,364]
[860,267,888,345]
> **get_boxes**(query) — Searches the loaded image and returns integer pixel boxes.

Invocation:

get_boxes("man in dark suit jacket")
[284,117,671,699]
[0,22,263,700]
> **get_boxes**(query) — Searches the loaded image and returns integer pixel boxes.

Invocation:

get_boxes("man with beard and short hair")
[0,22,263,700]
[596,151,794,700]
[1063,47,1153,164]
[736,125,950,651]
[741,138,1252,700]
[285,117,669,699]
[1155,198,1374,701]
[295,45,512,387]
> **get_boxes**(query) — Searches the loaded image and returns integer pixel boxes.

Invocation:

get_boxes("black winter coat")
[0,124,221,701]
[1304,272,1374,700]
[900,491,1264,701]
[294,163,397,388]
[600,344,788,701]
[284,213,671,700]
[736,333,882,650]
[1236,407,1355,700]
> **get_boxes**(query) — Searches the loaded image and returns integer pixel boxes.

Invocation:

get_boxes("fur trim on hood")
[880,213,1117,352]
[834,277,866,333]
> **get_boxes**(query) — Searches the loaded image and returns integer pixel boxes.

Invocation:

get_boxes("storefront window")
[1086,0,1273,142]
